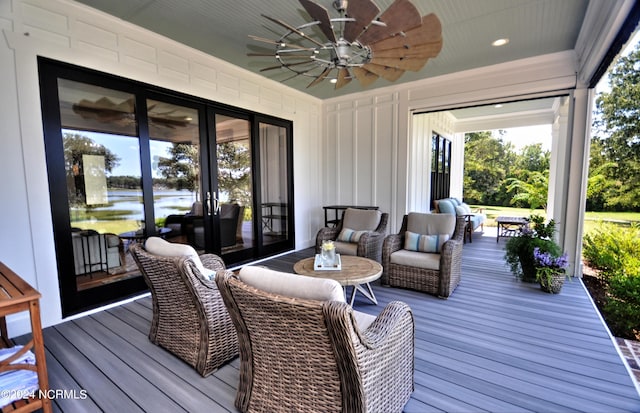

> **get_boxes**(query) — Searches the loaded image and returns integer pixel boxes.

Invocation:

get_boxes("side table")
[496,216,529,243]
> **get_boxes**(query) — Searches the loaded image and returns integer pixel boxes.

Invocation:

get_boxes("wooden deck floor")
[14,229,640,412]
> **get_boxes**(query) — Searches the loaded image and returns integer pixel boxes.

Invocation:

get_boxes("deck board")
[12,229,640,412]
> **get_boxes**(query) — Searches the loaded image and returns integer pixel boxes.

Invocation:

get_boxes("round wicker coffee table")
[293,255,382,306]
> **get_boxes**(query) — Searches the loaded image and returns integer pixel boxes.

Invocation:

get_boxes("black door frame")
[39,57,294,316]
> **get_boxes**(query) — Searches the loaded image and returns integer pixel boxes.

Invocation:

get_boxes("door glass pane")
[259,122,289,245]
[147,99,203,251]
[58,79,142,291]
[216,114,253,252]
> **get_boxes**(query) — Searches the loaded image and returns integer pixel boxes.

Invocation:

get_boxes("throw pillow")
[337,228,369,243]
[404,231,450,253]
[460,203,472,214]
[455,205,467,216]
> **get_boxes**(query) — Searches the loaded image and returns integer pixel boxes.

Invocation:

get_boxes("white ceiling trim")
[453,109,556,133]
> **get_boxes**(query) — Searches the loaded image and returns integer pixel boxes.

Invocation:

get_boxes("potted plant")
[533,247,569,293]
[504,215,561,282]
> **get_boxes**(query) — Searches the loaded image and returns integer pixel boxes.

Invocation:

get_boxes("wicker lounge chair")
[316,208,388,262]
[215,266,414,413]
[130,239,238,376]
[382,213,465,298]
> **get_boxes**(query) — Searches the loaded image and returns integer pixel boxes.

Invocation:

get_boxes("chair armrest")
[200,254,226,272]
[438,237,464,297]
[381,234,403,284]
[356,231,385,261]
[350,301,414,410]
[382,234,403,259]
[357,301,413,349]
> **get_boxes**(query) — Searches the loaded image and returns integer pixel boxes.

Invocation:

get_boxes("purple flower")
[533,247,568,269]
[520,227,533,236]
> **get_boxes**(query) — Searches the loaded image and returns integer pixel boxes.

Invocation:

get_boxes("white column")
[548,97,571,239]
[561,88,594,278]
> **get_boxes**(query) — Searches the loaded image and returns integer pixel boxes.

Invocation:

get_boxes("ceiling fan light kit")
[249,0,442,90]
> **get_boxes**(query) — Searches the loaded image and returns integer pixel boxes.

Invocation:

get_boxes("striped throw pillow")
[404,231,450,253]
[337,228,369,243]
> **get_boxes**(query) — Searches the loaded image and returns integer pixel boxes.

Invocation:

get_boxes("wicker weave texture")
[215,270,414,413]
[381,215,465,298]
[130,243,238,377]
[316,212,389,262]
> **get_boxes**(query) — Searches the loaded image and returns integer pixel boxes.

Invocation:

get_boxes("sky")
[498,125,552,152]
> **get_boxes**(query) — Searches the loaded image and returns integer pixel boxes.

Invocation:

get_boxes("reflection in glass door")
[259,122,290,246]
[215,114,254,256]
[147,99,204,252]
[57,79,144,292]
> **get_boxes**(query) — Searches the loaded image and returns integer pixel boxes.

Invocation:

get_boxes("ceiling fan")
[248,0,442,89]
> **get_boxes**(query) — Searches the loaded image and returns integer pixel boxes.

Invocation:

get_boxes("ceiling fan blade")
[358,0,422,46]
[370,56,428,71]
[299,0,336,43]
[371,42,442,59]
[262,14,326,48]
[343,0,380,43]
[352,66,379,87]
[335,68,352,89]
[369,14,442,52]
[362,63,405,82]
[307,67,332,88]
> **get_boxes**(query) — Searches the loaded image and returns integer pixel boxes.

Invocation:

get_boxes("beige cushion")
[335,241,358,256]
[145,237,214,280]
[406,212,455,237]
[342,208,382,231]
[238,266,345,303]
[390,249,440,270]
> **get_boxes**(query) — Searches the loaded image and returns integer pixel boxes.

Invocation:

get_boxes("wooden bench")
[0,262,51,413]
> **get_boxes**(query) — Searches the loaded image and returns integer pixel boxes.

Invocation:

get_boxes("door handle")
[206,192,221,216]
[214,193,220,215]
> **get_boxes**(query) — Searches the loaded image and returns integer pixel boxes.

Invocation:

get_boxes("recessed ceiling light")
[494,104,503,108]
[330,78,338,84]
[492,38,509,47]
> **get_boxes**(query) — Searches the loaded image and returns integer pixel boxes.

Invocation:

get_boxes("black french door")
[39,57,294,316]
[431,133,452,202]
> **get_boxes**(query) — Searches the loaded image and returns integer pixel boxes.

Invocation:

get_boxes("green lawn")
[474,205,640,236]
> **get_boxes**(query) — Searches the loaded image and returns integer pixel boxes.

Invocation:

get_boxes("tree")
[514,143,549,173]
[586,138,618,210]
[506,171,549,211]
[157,143,200,196]
[463,131,516,205]
[63,133,120,205]
[216,141,252,207]
[591,42,640,211]
[505,143,551,210]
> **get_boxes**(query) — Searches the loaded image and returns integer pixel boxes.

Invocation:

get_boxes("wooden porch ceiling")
[14,230,640,412]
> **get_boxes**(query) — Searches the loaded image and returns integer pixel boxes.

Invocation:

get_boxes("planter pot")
[539,271,565,294]
[518,252,538,283]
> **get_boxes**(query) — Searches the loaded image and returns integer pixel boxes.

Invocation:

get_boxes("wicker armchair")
[316,208,388,262]
[129,240,238,376]
[215,266,414,413]
[382,213,465,298]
